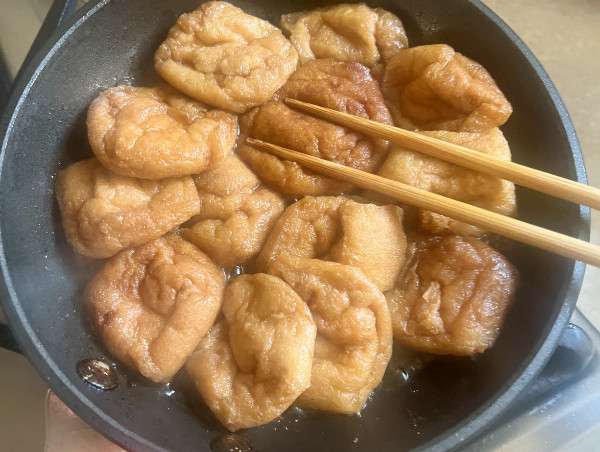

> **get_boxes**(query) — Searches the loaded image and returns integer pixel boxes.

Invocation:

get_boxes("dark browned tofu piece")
[386,235,518,355]
[383,44,512,132]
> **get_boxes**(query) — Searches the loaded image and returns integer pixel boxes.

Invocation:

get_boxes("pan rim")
[0,1,590,451]
[416,1,590,449]
[0,2,163,451]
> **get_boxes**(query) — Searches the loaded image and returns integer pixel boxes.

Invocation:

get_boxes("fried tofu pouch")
[155,1,298,113]
[240,58,392,197]
[383,44,512,132]
[55,158,200,258]
[87,85,237,179]
[258,196,406,292]
[281,3,408,66]
[86,235,225,382]
[186,274,316,431]
[378,128,516,235]
[269,256,392,413]
[183,156,284,268]
[386,235,518,355]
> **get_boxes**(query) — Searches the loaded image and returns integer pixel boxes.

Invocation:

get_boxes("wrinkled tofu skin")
[154,1,298,113]
[269,256,392,413]
[281,3,408,67]
[383,44,512,132]
[241,59,392,197]
[379,128,516,235]
[418,210,484,237]
[87,85,237,179]
[386,235,518,355]
[239,139,353,196]
[373,8,410,62]
[258,196,406,292]
[183,156,285,267]
[86,235,225,382]
[280,58,393,129]
[55,159,200,258]
[186,274,316,431]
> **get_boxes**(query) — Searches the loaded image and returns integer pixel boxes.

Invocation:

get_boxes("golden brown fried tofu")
[386,235,518,356]
[258,196,406,292]
[87,85,237,180]
[281,3,408,67]
[418,211,485,237]
[378,128,516,235]
[383,44,512,132]
[86,235,224,382]
[183,156,285,267]
[55,159,200,258]
[187,274,316,431]
[269,256,392,414]
[154,1,298,113]
[241,59,392,197]
[239,139,353,196]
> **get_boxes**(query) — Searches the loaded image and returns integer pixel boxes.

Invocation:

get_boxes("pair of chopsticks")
[246,98,600,267]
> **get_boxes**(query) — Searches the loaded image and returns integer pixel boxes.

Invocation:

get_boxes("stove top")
[465,309,600,451]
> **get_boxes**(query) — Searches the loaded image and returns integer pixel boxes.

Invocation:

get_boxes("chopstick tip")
[244,137,290,157]
[245,137,263,146]
[284,97,301,107]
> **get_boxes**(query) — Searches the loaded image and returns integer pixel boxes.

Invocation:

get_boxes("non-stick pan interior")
[0,1,588,451]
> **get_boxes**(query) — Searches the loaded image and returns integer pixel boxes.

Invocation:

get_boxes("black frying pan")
[0,0,591,451]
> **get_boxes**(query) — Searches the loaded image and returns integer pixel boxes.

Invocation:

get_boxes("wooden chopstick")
[284,98,600,210]
[246,138,600,267]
